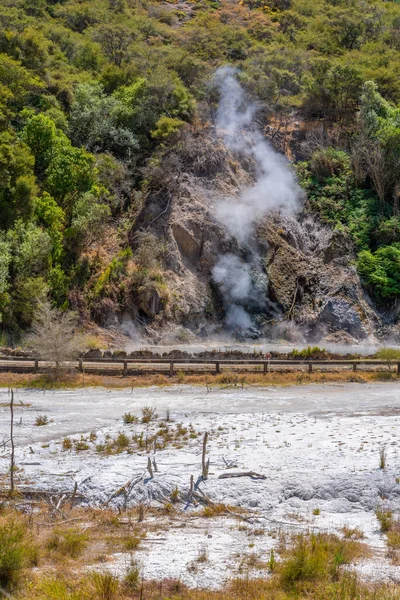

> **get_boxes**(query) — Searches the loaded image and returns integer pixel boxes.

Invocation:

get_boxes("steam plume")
[211,66,303,332]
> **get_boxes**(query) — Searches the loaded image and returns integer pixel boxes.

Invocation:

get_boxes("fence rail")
[0,357,399,377]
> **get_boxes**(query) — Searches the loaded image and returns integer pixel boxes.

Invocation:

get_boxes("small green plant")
[122,534,141,551]
[141,406,157,423]
[74,439,89,451]
[115,432,130,451]
[0,520,29,590]
[170,486,179,503]
[62,437,72,450]
[35,414,49,426]
[313,508,321,516]
[268,548,276,572]
[91,571,119,600]
[341,526,364,540]
[123,412,137,424]
[376,509,393,533]
[124,560,140,591]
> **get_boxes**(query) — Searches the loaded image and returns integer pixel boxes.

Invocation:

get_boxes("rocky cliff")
[124,122,398,346]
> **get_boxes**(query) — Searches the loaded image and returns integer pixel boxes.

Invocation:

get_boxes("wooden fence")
[0,357,399,377]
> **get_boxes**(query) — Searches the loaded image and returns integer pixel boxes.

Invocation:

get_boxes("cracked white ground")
[1,382,400,588]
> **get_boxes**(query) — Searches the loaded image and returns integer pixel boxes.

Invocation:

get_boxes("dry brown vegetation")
[0,502,397,600]
[0,369,397,391]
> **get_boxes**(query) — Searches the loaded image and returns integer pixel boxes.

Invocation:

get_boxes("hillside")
[1,0,400,346]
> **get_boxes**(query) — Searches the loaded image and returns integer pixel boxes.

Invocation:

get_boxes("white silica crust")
[1,382,400,587]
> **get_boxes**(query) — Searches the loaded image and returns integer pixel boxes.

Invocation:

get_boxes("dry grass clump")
[141,406,158,423]
[202,503,228,518]
[376,509,394,533]
[376,509,400,561]
[341,526,365,540]
[46,527,88,558]
[35,414,49,426]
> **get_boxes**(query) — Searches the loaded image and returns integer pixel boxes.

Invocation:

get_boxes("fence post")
[78,359,83,373]
[215,362,220,374]
[353,363,357,372]
[308,362,313,374]
[123,360,128,377]
[34,359,38,373]
[169,362,174,377]
[263,361,267,375]
[397,362,400,378]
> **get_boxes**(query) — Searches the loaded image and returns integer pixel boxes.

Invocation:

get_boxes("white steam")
[211,66,303,332]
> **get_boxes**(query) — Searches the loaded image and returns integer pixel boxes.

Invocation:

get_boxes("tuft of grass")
[341,526,365,540]
[35,414,49,426]
[123,412,137,424]
[34,577,83,600]
[62,437,72,450]
[141,406,158,423]
[47,528,88,558]
[376,509,393,533]
[124,560,141,592]
[74,438,89,451]
[202,504,228,518]
[279,532,366,592]
[91,571,119,600]
[313,508,321,516]
[122,534,142,551]
[170,486,179,503]
[115,432,130,450]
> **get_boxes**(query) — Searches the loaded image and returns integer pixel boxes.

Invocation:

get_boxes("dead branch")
[218,471,266,480]
[202,432,210,480]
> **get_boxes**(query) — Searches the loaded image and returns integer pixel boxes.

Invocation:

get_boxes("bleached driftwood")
[218,471,266,480]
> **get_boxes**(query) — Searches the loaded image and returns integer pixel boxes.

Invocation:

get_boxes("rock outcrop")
[126,128,395,344]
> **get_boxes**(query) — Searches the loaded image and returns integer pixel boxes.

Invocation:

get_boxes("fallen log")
[218,471,266,480]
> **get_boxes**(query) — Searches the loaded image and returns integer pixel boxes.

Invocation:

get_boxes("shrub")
[62,437,72,450]
[124,560,140,591]
[376,510,393,533]
[35,414,49,426]
[279,533,365,591]
[141,406,157,424]
[123,412,137,424]
[91,571,119,600]
[0,520,28,590]
[115,432,130,450]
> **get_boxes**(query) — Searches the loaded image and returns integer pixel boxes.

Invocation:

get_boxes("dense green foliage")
[1,0,400,338]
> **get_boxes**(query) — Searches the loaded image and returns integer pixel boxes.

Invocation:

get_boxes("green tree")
[69,83,138,157]
[22,113,96,202]
[0,131,37,229]
[358,245,400,300]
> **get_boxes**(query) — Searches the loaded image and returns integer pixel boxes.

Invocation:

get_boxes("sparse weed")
[141,406,157,423]
[202,504,227,518]
[341,526,365,540]
[123,412,137,424]
[376,509,394,533]
[91,571,119,600]
[62,437,72,450]
[47,528,87,558]
[35,414,49,426]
